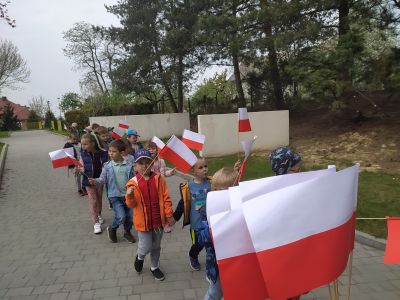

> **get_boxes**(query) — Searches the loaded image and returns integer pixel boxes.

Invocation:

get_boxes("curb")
[355,230,386,250]
[47,130,68,138]
[0,143,9,188]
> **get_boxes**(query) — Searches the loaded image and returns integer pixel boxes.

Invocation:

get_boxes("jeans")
[109,197,133,233]
[204,276,223,300]
[189,228,204,259]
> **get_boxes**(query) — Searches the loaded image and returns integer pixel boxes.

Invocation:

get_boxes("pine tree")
[0,103,20,130]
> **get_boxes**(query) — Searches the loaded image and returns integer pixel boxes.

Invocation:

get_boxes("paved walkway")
[0,131,400,300]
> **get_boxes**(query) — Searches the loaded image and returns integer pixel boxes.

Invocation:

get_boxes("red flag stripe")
[51,157,77,169]
[384,217,400,264]
[160,146,193,173]
[238,119,251,132]
[181,138,204,151]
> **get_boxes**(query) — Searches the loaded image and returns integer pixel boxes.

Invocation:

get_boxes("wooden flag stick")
[356,217,386,220]
[346,250,354,300]
[334,279,339,300]
[328,283,335,300]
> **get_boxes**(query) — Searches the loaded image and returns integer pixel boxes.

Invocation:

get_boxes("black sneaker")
[107,226,117,243]
[189,256,201,271]
[123,232,136,243]
[151,268,165,281]
[134,255,144,273]
[108,203,113,210]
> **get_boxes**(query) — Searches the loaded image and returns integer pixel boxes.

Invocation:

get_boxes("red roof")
[0,97,30,121]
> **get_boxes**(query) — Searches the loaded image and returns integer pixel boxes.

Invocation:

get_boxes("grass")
[0,131,10,138]
[204,154,400,239]
[0,143,3,152]
[48,129,69,137]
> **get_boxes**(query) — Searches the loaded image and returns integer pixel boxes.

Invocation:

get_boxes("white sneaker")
[98,215,104,225]
[94,223,102,234]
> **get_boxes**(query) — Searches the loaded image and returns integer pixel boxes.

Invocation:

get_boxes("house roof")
[0,97,30,121]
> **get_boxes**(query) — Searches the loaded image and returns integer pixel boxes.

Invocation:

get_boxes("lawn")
[48,129,69,137]
[0,143,3,152]
[0,131,10,138]
[203,153,399,239]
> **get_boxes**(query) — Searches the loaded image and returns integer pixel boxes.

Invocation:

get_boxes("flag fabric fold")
[118,120,130,129]
[159,135,197,173]
[238,136,257,181]
[112,127,125,140]
[206,165,358,300]
[384,217,400,264]
[181,129,205,151]
[49,148,82,168]
[238,107,252,132]
[151,136,166,158]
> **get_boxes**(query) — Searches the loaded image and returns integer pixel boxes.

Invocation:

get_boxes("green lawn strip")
[0,143,3,152]
[48,129,69,136]
[0,131,10,138]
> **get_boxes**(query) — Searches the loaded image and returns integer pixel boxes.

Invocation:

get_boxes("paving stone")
[93,287,121,298]
[5,286,34,297]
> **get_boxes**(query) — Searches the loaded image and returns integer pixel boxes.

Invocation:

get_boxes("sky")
[1,0,121,114]
[1,0,225,116]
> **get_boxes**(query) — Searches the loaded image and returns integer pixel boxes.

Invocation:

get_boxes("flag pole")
[328,282,335,300]
[356,217,386,220]
[346,250,354,300]
[135,153,160,185]
[334,279,339,300]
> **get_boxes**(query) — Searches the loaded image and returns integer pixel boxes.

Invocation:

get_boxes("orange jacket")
[125,173,173,232]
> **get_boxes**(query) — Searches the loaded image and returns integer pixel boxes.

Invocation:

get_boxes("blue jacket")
[81,150,109,187]
[95,160,134,198]
[197,219,219,284]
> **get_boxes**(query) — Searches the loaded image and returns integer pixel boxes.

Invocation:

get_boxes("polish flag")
[384,217,400,264]
[118,120,130,129]
[237,136,257,182]
[49,148,82,168]
[151,136,166,158]
[238,107,251,132]
[208,165,358,300]
[181,129,205,151]
[159,135,197,173]
[112,127,125,140]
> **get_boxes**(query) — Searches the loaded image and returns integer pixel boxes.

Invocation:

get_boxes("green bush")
[64,110,89,128]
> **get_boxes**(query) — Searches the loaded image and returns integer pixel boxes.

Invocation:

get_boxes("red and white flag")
[238,107,251,132]
[237,136,257,181]
[181,129,205,151]
[151,136,166,158]
[118,120,130,129]
[49,148,82,168]
[208,165,358,300]
[384,217,400,264]
[112,127,125,140]
[159,135,197,173]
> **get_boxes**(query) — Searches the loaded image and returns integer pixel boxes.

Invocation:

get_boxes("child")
[126,129,143,155]
[79,133,109,234]
[89,140,135,243]
[97,126,113,150]
[122,139,135,165]
[125,149,175,281]
[269,146,302,175]
[147,141,176,177]
[63,133,85,196]
[173,157,211,271]
[197,167,239,300]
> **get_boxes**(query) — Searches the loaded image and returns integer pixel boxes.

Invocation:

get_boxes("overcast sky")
[1,0,121,114]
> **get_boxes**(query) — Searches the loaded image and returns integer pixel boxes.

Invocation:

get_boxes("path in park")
[0,130,400,300]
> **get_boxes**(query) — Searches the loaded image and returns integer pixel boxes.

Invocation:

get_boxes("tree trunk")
[232,53,246,108]
[156,57,179,113]
[263,19,285,109]
[338,0,350,83]
[177,55,184,112]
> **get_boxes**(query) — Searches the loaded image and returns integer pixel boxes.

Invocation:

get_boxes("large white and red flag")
[159,135,197,173]
[49,148,82,168]
[238,107,251,132]
[112,127,125,140]
[181,129,205,151]
[118,120,130,129]
[237,136,257,181]
[207,165,358,300]
[151,136,166,158]
[384,217,400,264]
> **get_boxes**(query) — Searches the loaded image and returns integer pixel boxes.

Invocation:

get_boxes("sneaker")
[134,255,144,273]
[78,189,84,196]
[93,223,102,234]
[123,232,136,243]
[189,256,200,271]
[98,215,104,225]
[151,268,165,281]
[107,226,117,243]
[108,203,113,210]
[82,188,88,196]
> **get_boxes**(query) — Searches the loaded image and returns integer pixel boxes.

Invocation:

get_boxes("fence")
[198,110,289,157]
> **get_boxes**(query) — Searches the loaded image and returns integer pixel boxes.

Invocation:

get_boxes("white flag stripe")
[238,107,249,120]
[63,147,74,157]
[229,186,242,210]
[241,136,257,159]
[182,129,205,144]
[113,127,125,136]
[211,209,256,260]
[49,149,69,160]
[167,135,197,166]
[242,165,358,252]
[151,136,165,149]
[239,167,336,203]
[206,189,231,224]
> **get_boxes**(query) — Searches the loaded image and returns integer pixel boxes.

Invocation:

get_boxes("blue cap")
[134,149,152,162]
[127,129,140,136]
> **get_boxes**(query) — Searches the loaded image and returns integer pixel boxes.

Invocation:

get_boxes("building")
[0,96,30,129]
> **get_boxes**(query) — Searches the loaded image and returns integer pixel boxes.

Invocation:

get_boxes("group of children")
[63,123,303,300]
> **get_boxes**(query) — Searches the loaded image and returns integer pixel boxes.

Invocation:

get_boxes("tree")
[28,96,46,118]
[27,110,40,122]
[44,110,56,129]
[63,22,122,94]
[0,103,19,130]
[59,92,82,112]
[0,1,15,28]
[0,39,30,92]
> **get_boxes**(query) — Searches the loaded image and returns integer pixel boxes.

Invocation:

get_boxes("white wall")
[198,110,289,157]
[89,113,190,141]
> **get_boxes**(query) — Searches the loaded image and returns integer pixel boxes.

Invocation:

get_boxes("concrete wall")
[89,113,190,141]
[198,110,289,157]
